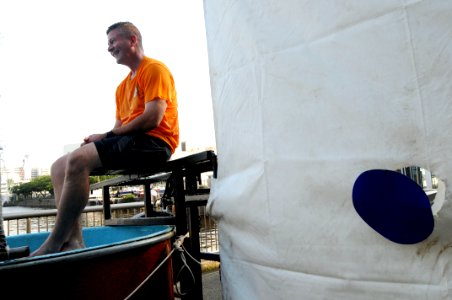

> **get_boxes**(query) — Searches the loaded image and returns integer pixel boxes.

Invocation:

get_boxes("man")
[31,21,178,256]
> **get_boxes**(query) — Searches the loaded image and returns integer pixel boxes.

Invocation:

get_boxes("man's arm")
[82,99,166,145]
[110,99,167,135]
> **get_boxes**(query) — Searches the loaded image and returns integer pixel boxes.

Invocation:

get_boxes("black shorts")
[94,133,172,170]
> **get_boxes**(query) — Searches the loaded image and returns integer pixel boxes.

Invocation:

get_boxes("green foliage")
[10,175,119,200]
[89,175,118,184]
[10,175,54,199]
[118,194,136,203]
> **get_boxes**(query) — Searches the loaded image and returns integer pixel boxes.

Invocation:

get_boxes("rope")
[124,232,195,300]
[181,245,201,265]
[174,234,198,296]
[173,242,203,296]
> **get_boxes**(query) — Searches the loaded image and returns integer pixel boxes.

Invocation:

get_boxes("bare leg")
[47,155,83,251]
[31,144,102,256]
[50,155,86,251]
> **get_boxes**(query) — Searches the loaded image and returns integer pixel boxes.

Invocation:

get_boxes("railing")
[2,202,219,255]
[197,205,220,254]
[2,202,144,236]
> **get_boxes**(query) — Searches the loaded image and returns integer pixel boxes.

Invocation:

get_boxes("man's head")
[107,21,143,66]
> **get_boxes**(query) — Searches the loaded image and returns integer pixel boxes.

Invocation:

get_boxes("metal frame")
[89,150,218,300]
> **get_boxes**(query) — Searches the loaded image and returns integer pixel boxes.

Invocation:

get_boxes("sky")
[0,0,216,169]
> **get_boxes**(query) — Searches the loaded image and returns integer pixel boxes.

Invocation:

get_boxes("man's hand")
[81,133,108,146]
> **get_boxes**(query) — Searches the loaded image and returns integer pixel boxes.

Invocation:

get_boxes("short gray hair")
[107,21,143,50]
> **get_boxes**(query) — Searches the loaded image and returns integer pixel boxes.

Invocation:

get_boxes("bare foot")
[61,239,85,252]
[29,242,61,257]
[30,240,85,257]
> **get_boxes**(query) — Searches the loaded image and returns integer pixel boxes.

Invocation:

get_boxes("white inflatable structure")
[204,1,452,299]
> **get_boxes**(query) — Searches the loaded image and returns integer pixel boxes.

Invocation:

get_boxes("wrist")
[105,130,117,139]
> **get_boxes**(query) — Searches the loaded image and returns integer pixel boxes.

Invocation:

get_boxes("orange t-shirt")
[115,56,179,153]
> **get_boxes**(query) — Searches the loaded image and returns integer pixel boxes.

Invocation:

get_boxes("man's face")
[107,29,132,65]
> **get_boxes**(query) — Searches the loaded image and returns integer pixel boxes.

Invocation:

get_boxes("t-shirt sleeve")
[141,63,176,104]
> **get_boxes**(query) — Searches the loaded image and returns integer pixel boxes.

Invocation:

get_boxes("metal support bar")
[144,183,153,216]
[102,186,111,220]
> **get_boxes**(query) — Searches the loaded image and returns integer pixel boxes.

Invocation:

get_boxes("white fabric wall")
[204,1,452,299]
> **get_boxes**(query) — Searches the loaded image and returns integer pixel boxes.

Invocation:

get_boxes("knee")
[65,151,90,177]
[51,156,67,178]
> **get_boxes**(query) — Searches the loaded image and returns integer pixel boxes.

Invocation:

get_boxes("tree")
[10,175,53,200]
[10,175,118,200]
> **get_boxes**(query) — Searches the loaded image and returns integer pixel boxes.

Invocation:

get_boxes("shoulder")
[136,57,175,88]
[140,56,172,76]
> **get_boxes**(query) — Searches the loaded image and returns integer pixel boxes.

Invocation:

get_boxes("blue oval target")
[352,169,434,244]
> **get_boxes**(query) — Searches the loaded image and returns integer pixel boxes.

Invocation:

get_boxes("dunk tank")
[204,1,452,299]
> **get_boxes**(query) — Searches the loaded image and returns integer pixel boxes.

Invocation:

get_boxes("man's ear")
[130,35,138,47]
